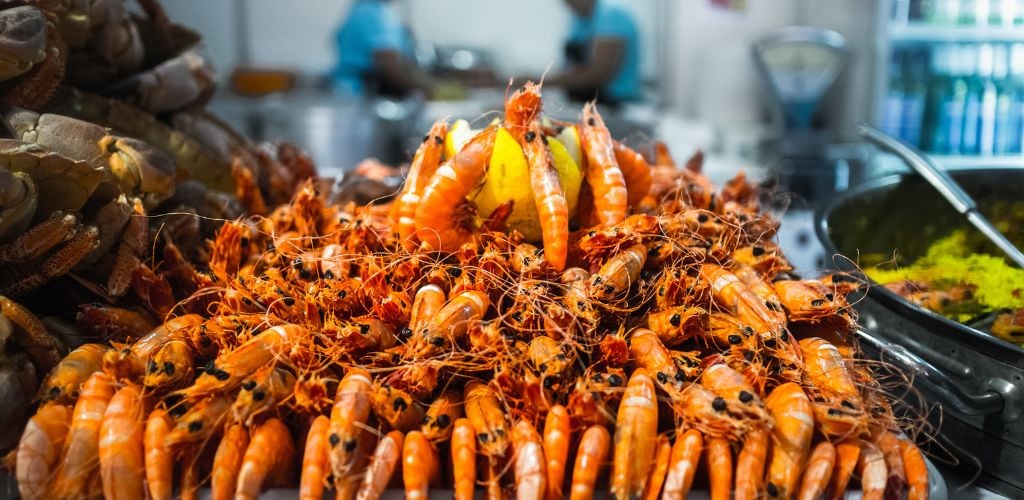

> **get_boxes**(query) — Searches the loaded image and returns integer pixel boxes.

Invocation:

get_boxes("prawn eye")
[524,131,536,142]
[670,314,681,327]
[323,269,335,280]
[148,360,158,373]
[607,374,623,387]
[242,380,257,390]
[48,386,61,399]
[436,414,451,428]
[434,136,443,145]
[188,420,202,432]
[767,482,779,497]
[587,117,596,126]
[329,433,341,446]
[393,397,408,412]
[738,391,753,403]
[656,372,669,384]
[163,362,175,375]
[712,397,727,412]
[344,439,358,452]
[431,337,445,347]
[728,335,742,345]
[422,134,429,143]
[543,377,554,389]
[752,246,765,256]
[252,390,266,401]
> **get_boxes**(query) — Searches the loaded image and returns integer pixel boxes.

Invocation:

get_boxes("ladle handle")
[857,123,974,213]
[857,123,1024,269]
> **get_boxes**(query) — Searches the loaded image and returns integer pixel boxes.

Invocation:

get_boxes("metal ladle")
[857,123,1024,269]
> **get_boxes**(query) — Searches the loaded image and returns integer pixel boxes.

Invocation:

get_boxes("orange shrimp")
[505,82,543,141]
[512,420,547,499]
[464,380,511,457]
[16,403,72,500]
[629,328,683,391]
[300,415,330,500]
[589,243,646,301]
[612,140,652,207]
[414,126,498,251]
[899,438,930,500]
[231,366,297,426]
[185,324,306,397]
[521,119,568,271]
[409,290,489,359]
[857,440,888,500]
[143,340,195,391]
[562,267,599,325]
[874,430,907,498]
[37,343,108,404]
[662,428,703,499]
[799,337,866,438]
[99,384,146,500]
[356,430,404,500]
[828,438,861,500]
[764,382,814,498]
[796,441,836,500]
[700,361,769,421]
[211,424,250,500]
[329,368,373,477]
[706,437,733,500]
[642,434,672,500]
[236,418,296,500]
[396,120,448,249]
[403,430,439,500]
[144,410,174,500]
[734,427,769,500]
[422,390,464,442]
[543,404,571,500]
[647,305,707,347]
[579,102,627,226]
[611,370,658,500]
[51,371,116,499]
[409,284,446,336]
[165,393,232,450]
[451,418,478,500]
[371,382,425,431]
[569,425,611,500]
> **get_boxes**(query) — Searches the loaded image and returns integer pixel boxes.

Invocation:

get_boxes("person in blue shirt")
[545,0,642,105]
[331,0,431,97]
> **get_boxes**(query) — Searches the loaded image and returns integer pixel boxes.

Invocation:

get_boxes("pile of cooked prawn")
[12,84,929,500]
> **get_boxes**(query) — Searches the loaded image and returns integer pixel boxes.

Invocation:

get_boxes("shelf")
[929,154,1024,168]
[889,24,1024,43]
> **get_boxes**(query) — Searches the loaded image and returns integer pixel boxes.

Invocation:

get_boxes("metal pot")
[816,167,1024,497]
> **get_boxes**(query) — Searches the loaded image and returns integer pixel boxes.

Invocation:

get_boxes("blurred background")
[161,0,1024,273]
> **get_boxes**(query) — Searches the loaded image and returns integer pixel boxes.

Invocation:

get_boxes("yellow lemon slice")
[546,136,583,217]
[472,127,543,241]
[556,125,583,169]
[444,119,474,159]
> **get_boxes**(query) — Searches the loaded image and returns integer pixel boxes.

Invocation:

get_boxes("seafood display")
[0,0,313,451]
[8,76,933,500]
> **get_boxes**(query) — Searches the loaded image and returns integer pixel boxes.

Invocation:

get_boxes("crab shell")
[0,6,47,82]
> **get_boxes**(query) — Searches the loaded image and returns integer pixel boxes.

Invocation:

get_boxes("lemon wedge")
[556,125,583,169]
[546,136,583,216]
[444,119,474,159]
[472,127,543,241]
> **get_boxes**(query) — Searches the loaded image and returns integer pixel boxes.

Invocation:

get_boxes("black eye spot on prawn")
[525,131,536,142]
[712,397,727,412]
[587,117,596,126]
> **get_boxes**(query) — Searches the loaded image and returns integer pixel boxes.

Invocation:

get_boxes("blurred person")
[330,0,432,97]
[541,0,642,105]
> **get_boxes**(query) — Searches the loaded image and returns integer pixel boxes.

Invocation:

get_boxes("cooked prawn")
[579,102,627,225]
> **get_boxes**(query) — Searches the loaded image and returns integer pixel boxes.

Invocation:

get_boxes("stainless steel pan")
[816,167,1024,496]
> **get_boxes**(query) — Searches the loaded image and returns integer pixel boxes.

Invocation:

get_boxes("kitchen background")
[160,0,1024,278]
